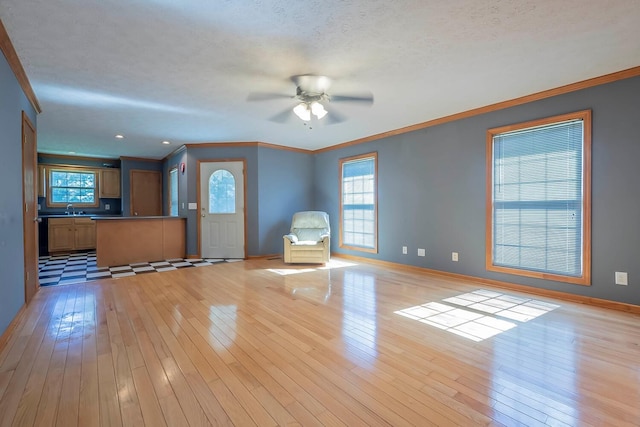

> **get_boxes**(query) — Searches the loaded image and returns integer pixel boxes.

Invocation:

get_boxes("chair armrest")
[320,234,330,242]
[283,234,298,243]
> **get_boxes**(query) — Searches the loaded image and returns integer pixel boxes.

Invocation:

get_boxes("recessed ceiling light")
[162,140,171,145]
[115,134,124,139]
[69,151,76,154]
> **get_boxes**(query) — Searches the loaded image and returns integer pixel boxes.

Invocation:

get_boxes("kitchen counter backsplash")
[38,197,122,217]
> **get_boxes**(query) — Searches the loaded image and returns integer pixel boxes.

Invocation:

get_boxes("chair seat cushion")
[293,240,323,246]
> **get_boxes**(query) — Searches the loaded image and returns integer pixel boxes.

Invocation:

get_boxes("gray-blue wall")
[257,146,314,254]
[0,50,37,335]
[315,75,640,306]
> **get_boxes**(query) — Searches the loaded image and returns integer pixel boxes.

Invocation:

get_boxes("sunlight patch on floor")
[395,289,560,342]
[267,259,357,276]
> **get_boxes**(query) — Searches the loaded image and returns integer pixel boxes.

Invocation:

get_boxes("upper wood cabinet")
[99,168,121,198]
[37,165,45,197]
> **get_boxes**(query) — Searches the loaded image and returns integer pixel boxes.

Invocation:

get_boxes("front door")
[199,161,245,259]
[22,112,38,304]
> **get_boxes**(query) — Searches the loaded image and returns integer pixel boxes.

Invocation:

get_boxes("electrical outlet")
[402,246,408,255]
[615,272,628,286]
[452,252,459,262]
[105,203,110,210]
[418,248,426,257]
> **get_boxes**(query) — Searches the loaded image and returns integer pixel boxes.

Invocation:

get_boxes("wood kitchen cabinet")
[37,165,46,197]
[74,217,97,249]
[99,168,121,198]
[48,218,75,252]
[48,217,96,253]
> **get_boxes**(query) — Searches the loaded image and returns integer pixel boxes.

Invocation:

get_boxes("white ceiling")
[2,0,639,159]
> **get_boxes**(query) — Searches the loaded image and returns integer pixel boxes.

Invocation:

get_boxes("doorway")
[199,161,245,259]
[22,112,38,304]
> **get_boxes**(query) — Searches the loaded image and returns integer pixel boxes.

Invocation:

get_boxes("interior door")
[199,161,245,259]
[22,112,38,304]
[130,169,162,216]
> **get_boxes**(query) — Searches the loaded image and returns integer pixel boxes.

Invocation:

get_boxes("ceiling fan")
[247,74,374,124]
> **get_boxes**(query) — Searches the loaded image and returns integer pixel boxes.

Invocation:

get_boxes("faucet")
[66,203,74,215]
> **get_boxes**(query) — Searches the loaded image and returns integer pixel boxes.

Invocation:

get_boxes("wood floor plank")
[1,287,66,427]
[56,286,87,427]
[78,286,100,427]
[131,366,167,427]
[33,286,79,427]
[159,356,213,427]
[96,296,122,427]
[2,257,640,426]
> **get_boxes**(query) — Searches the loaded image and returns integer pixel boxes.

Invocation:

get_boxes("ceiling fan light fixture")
[310,101,327,119]
[293,102,311,121]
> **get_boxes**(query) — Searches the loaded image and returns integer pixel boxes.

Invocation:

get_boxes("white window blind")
[341,156,376,250]
[169,168,178,216]
[491,119,584,277]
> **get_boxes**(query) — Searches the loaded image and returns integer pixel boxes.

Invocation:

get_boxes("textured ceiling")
[1,0,639,159]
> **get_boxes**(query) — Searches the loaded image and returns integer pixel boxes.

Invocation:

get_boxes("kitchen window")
[48,167,99,207]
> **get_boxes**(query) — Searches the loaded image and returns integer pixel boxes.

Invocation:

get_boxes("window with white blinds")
[169,167,178,216]
[486,110,591,285]
[340,153,378,253]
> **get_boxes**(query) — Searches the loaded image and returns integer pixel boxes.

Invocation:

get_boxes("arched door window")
[209,169,236,213]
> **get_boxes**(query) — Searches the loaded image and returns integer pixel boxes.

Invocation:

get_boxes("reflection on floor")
[395,289,560,342]
[38,251,241,286]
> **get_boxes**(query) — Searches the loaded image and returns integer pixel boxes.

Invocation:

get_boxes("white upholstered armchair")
[283,211,330,264]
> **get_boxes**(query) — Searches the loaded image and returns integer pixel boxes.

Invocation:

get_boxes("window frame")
[485,110,592,286]
[168,166,178,216]
[339,152,378,253]
[46,165,99,208]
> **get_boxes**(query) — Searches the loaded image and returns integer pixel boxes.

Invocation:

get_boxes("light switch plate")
[188,202,197,210]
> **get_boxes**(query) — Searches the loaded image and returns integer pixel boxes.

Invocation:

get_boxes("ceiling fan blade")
[247,92,294,101]
[268,107,295,123]
[330,92,374,105]
[325,109,347,125]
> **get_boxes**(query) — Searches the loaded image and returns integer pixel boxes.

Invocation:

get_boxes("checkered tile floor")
[38,251,242,286]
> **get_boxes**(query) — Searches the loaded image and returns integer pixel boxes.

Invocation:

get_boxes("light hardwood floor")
[1,257,639,426]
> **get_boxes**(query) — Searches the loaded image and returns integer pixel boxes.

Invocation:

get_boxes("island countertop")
[94,216,186,267]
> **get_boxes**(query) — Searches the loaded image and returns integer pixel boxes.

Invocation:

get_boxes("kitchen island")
[93,216,186,267]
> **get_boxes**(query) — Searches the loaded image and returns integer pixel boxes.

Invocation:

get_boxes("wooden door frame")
[196,159,247,258]
[21,111,38,303]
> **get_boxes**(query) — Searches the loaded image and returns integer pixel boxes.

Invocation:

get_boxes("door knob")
[201,214,205,217]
